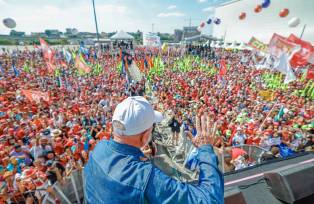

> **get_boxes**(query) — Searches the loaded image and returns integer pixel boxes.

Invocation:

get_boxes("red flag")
[22,89,50,103]
[288,34,314,67]
[39,38,54,62]
[140,59,145,72]
[60,60,67,68]
[33,43,39,49]
[219,59,227,76]
[46,61,57,74]
[306,68,314,80]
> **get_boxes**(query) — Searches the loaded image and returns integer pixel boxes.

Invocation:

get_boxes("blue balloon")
[214,18,221,25]
[207,18,212,24]
[262,0,271,8]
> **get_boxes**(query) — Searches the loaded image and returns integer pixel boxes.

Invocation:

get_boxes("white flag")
[275,54,296,84]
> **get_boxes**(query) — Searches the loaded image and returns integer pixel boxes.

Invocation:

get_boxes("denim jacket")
[84,140,224,204]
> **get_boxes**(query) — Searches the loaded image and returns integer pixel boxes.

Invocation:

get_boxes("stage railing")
[42,169,85,204]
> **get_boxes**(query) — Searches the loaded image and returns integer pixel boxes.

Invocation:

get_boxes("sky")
[212,0,314,43]
[0,0,229,34]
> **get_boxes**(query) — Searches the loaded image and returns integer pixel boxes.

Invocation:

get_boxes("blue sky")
[0,0,231,34]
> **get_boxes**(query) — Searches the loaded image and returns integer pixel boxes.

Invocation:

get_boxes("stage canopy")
[110,30,134,40]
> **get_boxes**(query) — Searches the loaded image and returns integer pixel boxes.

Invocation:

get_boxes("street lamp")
[92,0,100,43]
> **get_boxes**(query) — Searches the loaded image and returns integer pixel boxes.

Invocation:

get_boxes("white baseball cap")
[112,96,164,136]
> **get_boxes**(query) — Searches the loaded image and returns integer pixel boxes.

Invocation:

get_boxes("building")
[30,32,47,37]
[78,32,97,38]
[66,28,73,35]
[44,29,61,38]
[9,30,25,37]
[174,29,183,42]
[100,32,109,38]
[182,26,201,39]
[212,0,314,43]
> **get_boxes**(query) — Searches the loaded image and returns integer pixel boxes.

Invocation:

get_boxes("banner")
[248,37,268,53]
[259,90,276,101]
[143,32,161,47]
[268,34,300,59]
[22,89,50,103]
[287,34,314,67]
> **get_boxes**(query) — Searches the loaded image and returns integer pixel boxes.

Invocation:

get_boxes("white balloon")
[3,18,16,29]
[197,26,202,32]
[288,17,300,28]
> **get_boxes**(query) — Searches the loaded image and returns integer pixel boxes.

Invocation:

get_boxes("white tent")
[110,31,134,40]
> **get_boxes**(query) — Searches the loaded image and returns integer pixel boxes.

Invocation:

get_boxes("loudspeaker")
[224,187,246,204]
[264,161,314,203]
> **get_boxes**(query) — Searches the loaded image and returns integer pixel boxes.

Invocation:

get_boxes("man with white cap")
[84,96,223,204]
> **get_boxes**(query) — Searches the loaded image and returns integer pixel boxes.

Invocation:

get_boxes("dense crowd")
[150,46,313,172]
[0,44,313,203]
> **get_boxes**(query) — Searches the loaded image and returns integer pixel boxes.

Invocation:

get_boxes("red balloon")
[279,8,289,18]
[200,22,205,28]
[254,5,262,13]
[239,12,246,20]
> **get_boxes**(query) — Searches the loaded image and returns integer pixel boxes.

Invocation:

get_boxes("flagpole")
[299,24,307,39]
[92,0,100,43]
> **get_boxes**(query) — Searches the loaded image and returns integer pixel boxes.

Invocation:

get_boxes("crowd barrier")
[215,145,268,173]
[42,169,85,204]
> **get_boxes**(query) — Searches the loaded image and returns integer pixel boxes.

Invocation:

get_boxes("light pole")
[92,0,100,43]
[300,24,307,39]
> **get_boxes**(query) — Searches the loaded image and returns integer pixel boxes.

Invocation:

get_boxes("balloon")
[262,0,271,9]
[200,22,205,28]
[288,17,300,28]
[279,8,289,18]
[197,26,202,32]
[72,28,79,35]
[239,12,246,20]
[206,18,212,25]
[214,18,221,25]
[2,18,16,29]
[254,5,262,13]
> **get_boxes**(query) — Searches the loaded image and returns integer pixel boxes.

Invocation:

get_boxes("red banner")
[307,68,314,80]
[22,90,50,103]
[287,34,314,67]
[269,33,299,59]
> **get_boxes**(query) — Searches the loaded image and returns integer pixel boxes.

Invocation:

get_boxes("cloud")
[198,0,207,3]
[167,5,177,10]
[203,7,215,12]
[157,12,185,18]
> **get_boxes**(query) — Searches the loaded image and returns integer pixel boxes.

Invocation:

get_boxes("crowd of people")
[150,46,313,172]
[0,43,313,203]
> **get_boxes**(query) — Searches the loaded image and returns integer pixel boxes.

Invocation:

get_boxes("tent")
[110,30,134,40]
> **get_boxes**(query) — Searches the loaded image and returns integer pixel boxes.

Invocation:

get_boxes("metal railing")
[42,169,85,204]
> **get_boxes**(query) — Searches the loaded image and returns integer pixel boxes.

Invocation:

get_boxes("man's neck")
[113,136,142,149]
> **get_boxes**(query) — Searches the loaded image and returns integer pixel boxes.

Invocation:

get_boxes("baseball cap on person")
[112,96,163,136]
